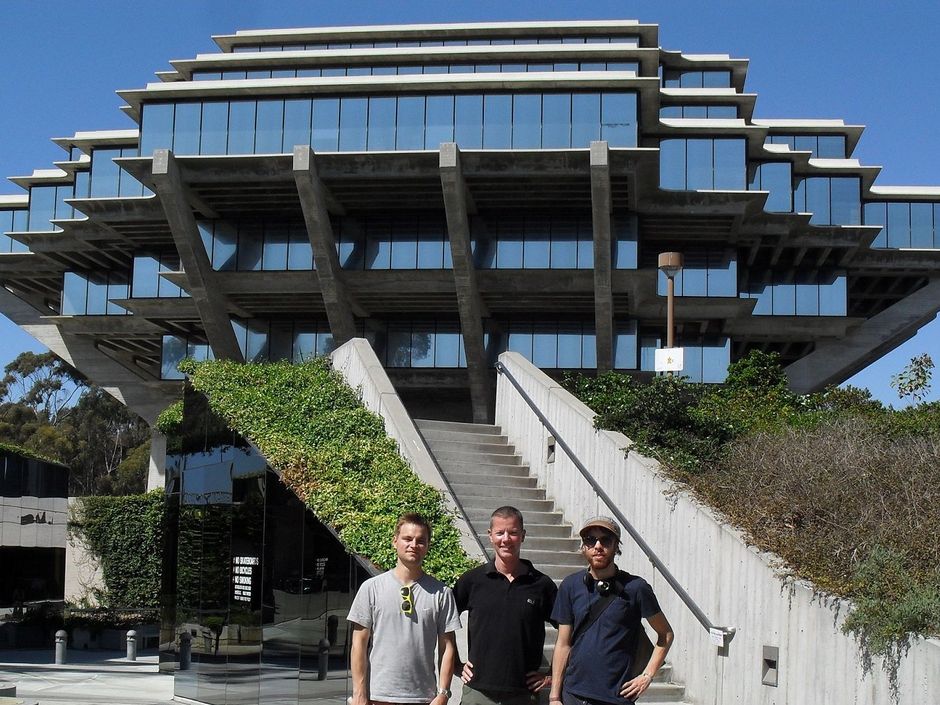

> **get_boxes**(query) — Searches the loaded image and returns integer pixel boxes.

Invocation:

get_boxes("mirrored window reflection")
[229,319,335,365]
[60,271,130,316]
[863,201,940,249]
[365,320,466,368]
[765,134,847,159]
[659,105,737,119]
[740,270,847,316]
[161,335,213,379]
[200,220,314,272]
[639,336,730,383]
[132,253,188,298]
[483,320,606,368]
[661,69,732,88]
[655,248,736,297]
[749,162,792,212]
[794,177,860,225]
[659,138,745,191]
[27,184,76,232]
[139,91,638,155]
[0,209,30,253]
[230,35,640,52]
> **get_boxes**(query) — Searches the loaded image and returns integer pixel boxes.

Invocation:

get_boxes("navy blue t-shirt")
[551,569,661,705]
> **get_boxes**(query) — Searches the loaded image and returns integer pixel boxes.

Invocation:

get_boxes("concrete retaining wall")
[494,351,940,705]
[330,338,485,562]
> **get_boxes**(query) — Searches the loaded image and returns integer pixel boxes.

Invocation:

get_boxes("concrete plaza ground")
[0,649,352,705]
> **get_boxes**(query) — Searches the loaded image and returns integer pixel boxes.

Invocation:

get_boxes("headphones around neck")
[583,571,620,597]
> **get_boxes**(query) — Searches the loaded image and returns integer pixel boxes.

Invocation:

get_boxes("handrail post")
[495,360,735,647]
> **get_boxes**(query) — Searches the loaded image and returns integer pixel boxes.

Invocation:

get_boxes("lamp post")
[657,252,683,350]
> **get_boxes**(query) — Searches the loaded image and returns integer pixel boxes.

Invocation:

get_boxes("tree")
[0,351,86,424]
[891,353,934,404]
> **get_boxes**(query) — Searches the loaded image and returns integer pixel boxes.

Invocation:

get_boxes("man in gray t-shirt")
[348,513,461,705]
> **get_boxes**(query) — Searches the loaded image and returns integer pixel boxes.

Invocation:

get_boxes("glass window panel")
[659,139,686,190]
[864,202,887,248]
[613,322,637,370]
[269,322,294,362]
[612,216,637,269]
[246,322,269,362]
[372,66,396,76]
[817,135,845,158]
[237,225,264,271]
[262,224,289,270]
[140,103,174,156]
[794,136,817,154]
[312,98,340,151]
[390,217,418,268]
[542,93,571,148]
[795,276,819,316]
[577,218,593,268]
[316,330,336,356]
[709,251,737,296]
[288,224,313,270]
[227,101,257,154]
[28,186,56,230]
[508,325,533,360]
[74,170,90,200]
[411,327,435,367]
[600,92,636,147]
[292,324,317,362]
[367,97,396,151]
[660,106,681,118]
[85,273,108,314]
[708,105,737,118]
[483,94,512,148]
[61,272,87,315]
[435,325,460,367]
[571,93,600,147]
[557,323,581,367]
[819,272,847,316]
[703,71,730,87]
[701,340,729,383]
[550,217,578,268]
[805,178,831,225]
[200,101,229,155]
[511,94,541,149]
[532,329,557,368]
[713,139,745,190]
[756,162,792,212]
[387,324,411,366]
[495,220,523,268]
[106,273,129,315]
[773,282,796,315]
[682,256,707,296]
[830,177,860,225]
[157,255,183,298]
[339,97,368,151]
[283,99,312,150]
[255,100,284,153]
[455,94,483,148]
[365,221,391,269]
[685,139,712,190]
[425,95,455,147]
[682,344,703,382]
[173,102,202,155]
[161,336,188,379]
[910,203,933,248]
[211,222,238,271]
[90,149,121,198]
[554,62,578,72]
[417,219,445,269]
[887,202,910,248]
[132,256,159,298]
[934,205,940,247]
[322,67,345,77]
[581,326,596,368]
[396,96,426,150]
[679,72,703,88]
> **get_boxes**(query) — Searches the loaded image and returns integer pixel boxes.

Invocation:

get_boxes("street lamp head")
[658,251,684,278]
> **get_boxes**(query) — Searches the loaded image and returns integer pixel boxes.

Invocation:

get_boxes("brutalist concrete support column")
[292,145,360,345]
[151,149,244,362]
[440,143,492,423]
[146,430,167,491]
[590,141,614,372]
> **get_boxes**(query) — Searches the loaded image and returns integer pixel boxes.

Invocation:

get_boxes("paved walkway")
[0,649,353,705]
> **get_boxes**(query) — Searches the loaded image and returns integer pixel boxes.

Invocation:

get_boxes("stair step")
[463,497,556,512]
[447,473,538,489]
[415,419,501,434]
[420,428,510,444]
[425,439,517,455]
[466,508,564,525]
[519,548,583,566]
[509,535,581,551]
[438,461,532,477]
[434,450,522,465]
[450,482,546,500]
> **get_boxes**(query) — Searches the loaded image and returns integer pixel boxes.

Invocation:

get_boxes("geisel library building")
[1,19,939,705]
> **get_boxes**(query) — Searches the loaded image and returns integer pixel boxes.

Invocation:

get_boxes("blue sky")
[1,0,937,404]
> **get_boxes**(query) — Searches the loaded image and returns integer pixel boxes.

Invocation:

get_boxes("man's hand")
[350,693,369,705]
[461,660,474,684]
[430,694,449,705]
[525,671,551,692]
[620,673,653,701]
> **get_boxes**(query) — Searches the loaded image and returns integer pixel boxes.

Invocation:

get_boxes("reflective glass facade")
[366,319,467,368]
[161,390,370,704]
[765,134,846,159]
[132,254,190,298]
[794,177,861,225]
[162,335,214,380]
[0,209,29,252]
[61,271,130,316]
[661,69,732,88]
[231,35,641,52]
[193,61,639,80]
[655,249,736,297]
[89,147,151,198]
[659,138,746,190]
[659,105,737,119]
[27,184,74,232]
[139,91,638,156]
[740,271,847,316]
[864,201,940,249]
[749,162,793,212]
[232,319,336,364]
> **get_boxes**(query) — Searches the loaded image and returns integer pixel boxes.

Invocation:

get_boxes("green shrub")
[181,358,477,584]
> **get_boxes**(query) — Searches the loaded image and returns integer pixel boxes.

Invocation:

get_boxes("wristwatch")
[437,688,452,699]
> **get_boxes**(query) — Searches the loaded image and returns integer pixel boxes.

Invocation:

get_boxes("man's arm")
[619,612,674,701]
[350,623,371,705]
[548,623,573,703]
[432,631,457,705]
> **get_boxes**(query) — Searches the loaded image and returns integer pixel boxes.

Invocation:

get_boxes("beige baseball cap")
[579,515,621,540]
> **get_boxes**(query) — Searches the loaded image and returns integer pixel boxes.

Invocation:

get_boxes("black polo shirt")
[454,558,558,693]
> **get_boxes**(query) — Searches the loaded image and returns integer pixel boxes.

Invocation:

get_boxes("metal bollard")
[54,629,68,665]
[317,638,330,681]
[126,629,137,661]
[179,631,192,671]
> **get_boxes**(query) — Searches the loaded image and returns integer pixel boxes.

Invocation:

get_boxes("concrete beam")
[150,150,244,362]
[440,143,491,423]
[590,141,614,372]
[786,278,940,393]
[292,145,361,344]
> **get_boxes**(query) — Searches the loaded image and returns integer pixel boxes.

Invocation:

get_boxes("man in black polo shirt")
[454,506,558,705]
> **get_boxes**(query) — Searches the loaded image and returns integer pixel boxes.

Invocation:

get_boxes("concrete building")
[2,20,939,426]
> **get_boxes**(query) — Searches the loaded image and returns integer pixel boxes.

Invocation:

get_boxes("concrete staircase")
[415,418,690,704]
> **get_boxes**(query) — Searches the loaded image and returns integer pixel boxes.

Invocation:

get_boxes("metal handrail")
[495,360,735,646]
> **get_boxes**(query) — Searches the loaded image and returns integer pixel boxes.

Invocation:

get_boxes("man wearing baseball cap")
[548,516,673,705]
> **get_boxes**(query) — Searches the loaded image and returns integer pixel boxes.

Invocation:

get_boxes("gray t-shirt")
[348,570,461,703]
